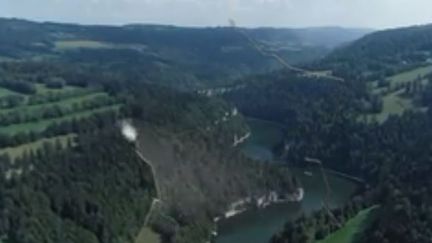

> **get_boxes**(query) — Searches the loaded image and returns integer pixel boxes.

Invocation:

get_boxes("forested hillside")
[0,57,300,243]
[317,24,432,81]
[221,24,432,243]
[0,128,156,243]
[4,16,432,243]
[270,82,432,243]
[0,18,368,90]
[224,70,359,126]
[123,80,299,243]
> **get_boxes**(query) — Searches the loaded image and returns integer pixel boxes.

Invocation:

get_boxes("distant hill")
[0,18,369,89]
[319,24,432,81]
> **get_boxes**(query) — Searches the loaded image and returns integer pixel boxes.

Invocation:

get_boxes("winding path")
[135,147,162,227]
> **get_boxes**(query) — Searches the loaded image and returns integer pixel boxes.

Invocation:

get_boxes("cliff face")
[135,120,265,221]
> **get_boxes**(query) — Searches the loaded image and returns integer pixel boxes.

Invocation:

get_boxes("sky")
[1,0,432,29]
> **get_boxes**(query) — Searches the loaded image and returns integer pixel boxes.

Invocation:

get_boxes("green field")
[366,66,432,123]
[371,65,432,93]
[0,134,76,160]
[55,40,113,50]
[135,227,161,243]
[0,87,19,96]
[0,105,121,135]
[0,82,121,159]
[367,90,415,123]
[388,65,432,87]
[0,81,121,136]
[317,205,379,243]
[35,83,83,94]
[0,92,111,115]
[54,40,148,53]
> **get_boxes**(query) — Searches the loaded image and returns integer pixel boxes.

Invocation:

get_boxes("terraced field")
[0,82,121,160]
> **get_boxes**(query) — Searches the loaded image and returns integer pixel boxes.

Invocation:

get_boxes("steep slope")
[0,58,301,243]
[125,83,300,243]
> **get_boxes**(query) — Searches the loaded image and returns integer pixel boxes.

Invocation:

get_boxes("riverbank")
[233,132,251,147]
[223,187,305,219]
[245,117,286,129]
[211,187,304,242]
[215,117,359,243]
[324,168,365,184]
[216,167,358,243]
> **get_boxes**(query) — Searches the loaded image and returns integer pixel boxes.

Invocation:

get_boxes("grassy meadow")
[54,40,113,50]
[317,206,379,243]
[135,227,161,243]
[366,65,432,123]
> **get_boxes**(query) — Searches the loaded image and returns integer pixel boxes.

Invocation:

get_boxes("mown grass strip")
[0,104,122,135]
[135,227,161,243]
[0,92,110,114]
[55,40,113,50]
[317,205,379,243]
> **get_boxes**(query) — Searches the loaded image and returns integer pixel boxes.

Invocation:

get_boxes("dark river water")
[215,118,358,243]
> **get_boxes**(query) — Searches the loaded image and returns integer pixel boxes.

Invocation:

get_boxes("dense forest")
[2,16,432,243]
[222,24,432,243]
[0,128,156,243]
[0,57,300,243]
[269,87,432,243]
[313,24,432,81]
[0,18,369,90]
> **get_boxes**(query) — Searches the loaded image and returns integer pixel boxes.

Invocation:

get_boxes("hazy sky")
[1,0,432,29]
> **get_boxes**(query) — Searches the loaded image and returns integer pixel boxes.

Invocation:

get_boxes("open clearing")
[371,65,432,93]
[317,205,379,243]
[34,83,84,94]
[54,40,113,50]
[0,87,19,96]
[0,105,121,135]
[366,90,415,123]
[54,40,148,52]
[135,227,161,243]
[0,92,111,114]
[388,65,432,87]
[366,65,432,123]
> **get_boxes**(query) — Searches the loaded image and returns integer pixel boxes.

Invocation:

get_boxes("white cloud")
[0,0,432,28]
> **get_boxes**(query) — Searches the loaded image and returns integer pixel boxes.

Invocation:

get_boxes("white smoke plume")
[121,121,138,142]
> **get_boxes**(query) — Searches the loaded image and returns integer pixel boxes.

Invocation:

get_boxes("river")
[215,118,358,243]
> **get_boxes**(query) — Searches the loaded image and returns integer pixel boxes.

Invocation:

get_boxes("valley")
[216,118,359,243]
[0,15,432,243]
